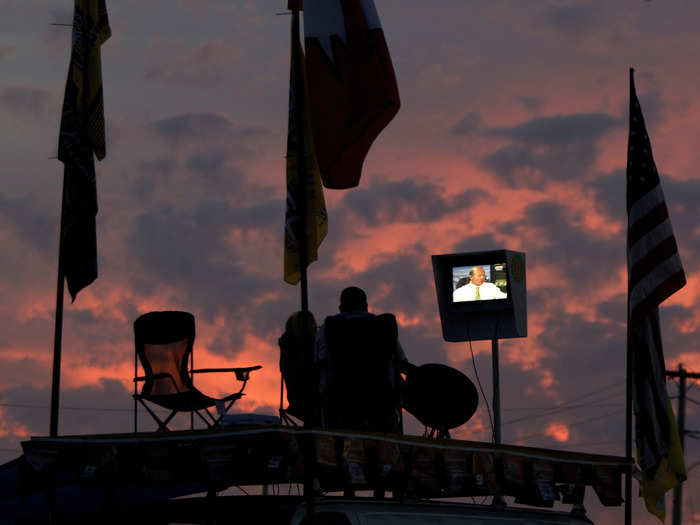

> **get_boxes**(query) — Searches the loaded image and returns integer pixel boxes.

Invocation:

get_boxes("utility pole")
[666,364,700,525]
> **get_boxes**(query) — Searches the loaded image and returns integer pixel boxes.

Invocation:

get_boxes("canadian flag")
[303,0,400,189]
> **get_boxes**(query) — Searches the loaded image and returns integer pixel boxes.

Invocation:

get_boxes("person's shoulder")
[453,286,469,298]
[339,311,375,319]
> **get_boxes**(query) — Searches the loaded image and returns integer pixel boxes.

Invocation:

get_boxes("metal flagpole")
[625,323,632,525]
[290,3,315,517]
[49,179,67,438]
[292,13,310,316]
[491,337,501,445]
[624,67,634,525]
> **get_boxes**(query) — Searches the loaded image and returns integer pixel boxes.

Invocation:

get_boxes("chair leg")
[137,398,172,432]
[212,395,243,427]
[193,408,213,428]
[161,410,179,430]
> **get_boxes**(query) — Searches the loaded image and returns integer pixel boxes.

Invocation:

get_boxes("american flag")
[626,68,686,520]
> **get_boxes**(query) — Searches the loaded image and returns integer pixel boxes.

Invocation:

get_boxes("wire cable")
[0,402,168,414]
[467,339,494,443]
[514,408,624,443]
[503,383,624,426]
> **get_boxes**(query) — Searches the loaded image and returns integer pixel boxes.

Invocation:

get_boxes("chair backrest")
[323,313,400,431]
[134,311,195,398]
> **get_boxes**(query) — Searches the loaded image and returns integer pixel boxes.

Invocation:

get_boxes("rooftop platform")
[16,425,630,508]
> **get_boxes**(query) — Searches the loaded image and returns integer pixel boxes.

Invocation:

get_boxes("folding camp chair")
[321,313,403,434]
[133,311,261,432]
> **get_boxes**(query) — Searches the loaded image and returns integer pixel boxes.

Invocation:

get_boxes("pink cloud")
[544,422,570,442]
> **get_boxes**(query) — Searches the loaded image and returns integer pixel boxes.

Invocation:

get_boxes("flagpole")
[49,178,67,438]
[625,322,632,525]
[624,66,634,525]
[291,8,309,314]
[290,3,315,517]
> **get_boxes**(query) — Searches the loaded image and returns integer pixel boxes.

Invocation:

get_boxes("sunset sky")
[2,1,700,522]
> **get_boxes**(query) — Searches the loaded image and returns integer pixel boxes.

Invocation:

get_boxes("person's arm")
[395,338,416,374]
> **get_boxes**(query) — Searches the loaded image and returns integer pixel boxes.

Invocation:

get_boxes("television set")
[432,250,526,342]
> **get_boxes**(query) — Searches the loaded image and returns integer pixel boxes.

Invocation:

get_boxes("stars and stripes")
[626,68,686,522]
[626,86,685,324]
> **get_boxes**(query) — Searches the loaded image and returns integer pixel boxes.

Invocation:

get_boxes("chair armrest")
[191,365,262,381]
[133,372,171,382]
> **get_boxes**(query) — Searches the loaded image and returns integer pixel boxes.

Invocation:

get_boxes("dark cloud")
[596,293,626,324]
[591,170,700,269]
[633,89,665,131]
[0,45,17,61]
[0,380,134,438]
[360,245,434,318]
[341,179,448,225]
[453,233,509,255]
[538,310,625,385]
[0,85,53,117]
[338,179,486,229]
[498,200,622,293]
[515,96,542,110]
[187,150,230,176]
[450,112,481,136]
[492,113,619,145]
[126,199,284,345]
[541,3,598,35]
[0,192,56,256]
[481,112,621,188]
[587,168,625,220]
[480,144,542,188]
[153,113,234,143]
[658,304,700,362]
[145,40,242,86]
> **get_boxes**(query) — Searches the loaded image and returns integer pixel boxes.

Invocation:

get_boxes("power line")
[563,439,622,447]
[0,402,168,414]
[503,401,622,414]
[503,383,624,426]
[515,408,625,443]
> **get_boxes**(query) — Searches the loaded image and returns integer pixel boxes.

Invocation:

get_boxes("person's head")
[339,286,368,313]
[469,266,486,286]
[285,310,317,340]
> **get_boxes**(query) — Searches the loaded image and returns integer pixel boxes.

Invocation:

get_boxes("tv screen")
[452,262,508,303]
[432,250,526,341]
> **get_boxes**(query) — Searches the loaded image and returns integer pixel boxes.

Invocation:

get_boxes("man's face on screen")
[471,267,486,286]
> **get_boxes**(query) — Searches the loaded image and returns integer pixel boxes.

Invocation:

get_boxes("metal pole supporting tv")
[492,338,501,445]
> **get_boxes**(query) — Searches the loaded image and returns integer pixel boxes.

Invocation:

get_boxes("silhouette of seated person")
[278,311,319,425]
[316,286,412,434]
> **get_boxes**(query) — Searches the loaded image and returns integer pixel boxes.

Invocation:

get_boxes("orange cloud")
[0,408,31,439]
[544,422,570,442]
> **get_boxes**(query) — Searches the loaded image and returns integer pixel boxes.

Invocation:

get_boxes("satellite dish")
[403,363,478,431]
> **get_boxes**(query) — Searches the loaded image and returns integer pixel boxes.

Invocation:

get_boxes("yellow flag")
[57,0,110,301]
[59,0,111,163]
[640,399,686,522]
[283,21,327,285]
